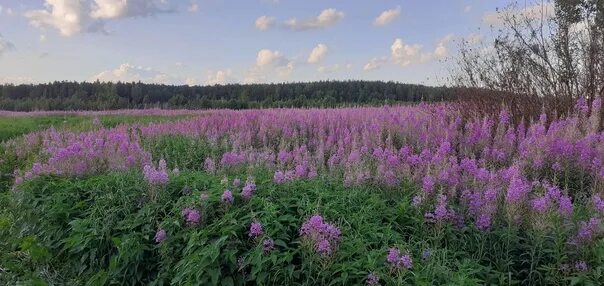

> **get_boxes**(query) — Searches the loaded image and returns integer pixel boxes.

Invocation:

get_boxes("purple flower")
[387,248,401,266]
[154,229,167,243]
[143,162,169,186]
[262,238,275,253]
[530,196,549,213]
[574,260,588,272]
[574,217,601,244]
[576,97,589,113]
[422,176,435,193]
[558,195,573,217]
[387,248,412,269]
[249,222,263,238]
[476,213,492,231]
[317,239,332,255]
[593,194,604,212]
[273,170,286,184]
[221,190,234,204]
[366,272,380,285]
[182,208,201,225]
[241,180,256,200]
[233,178,241,187]
[400,254,413,269]
[299,214,341,256]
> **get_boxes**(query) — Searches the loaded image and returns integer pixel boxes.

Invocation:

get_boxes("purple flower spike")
[249,222,263,238]
[154,229,167,243]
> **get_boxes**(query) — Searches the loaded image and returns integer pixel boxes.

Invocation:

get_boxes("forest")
[0,81,454,111]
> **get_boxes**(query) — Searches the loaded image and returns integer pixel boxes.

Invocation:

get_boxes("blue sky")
[0,0,524,86]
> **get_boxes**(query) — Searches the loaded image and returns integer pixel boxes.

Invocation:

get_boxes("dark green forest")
[0,80,455,111]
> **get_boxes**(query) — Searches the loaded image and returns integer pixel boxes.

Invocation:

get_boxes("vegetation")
[0,80,454,111]
[1,101,604,285]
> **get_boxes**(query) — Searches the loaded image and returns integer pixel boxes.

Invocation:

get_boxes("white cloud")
[307,43,328,64]
[482,2,554,26]
[363,57,387,71]
[276,61,295,76]
[0,34,15,57]
[256,49,284,67]
[205,69,235,85]
[90,0,168,19]
[90,0,128,19]
[25,0,170,37]
[285,8,344,30]
[25,0,87,37]
[390,34,454,67]
[391,39,424,66]
[255,16,275,31]
[91,63,173,83]
[464,5,472,13]
[247,49,295,82]
[432,34,454,59]
[374,6,400,26]
[318,63,352,73]
[188,1,199,13]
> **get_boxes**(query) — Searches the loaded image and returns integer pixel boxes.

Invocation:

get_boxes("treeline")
[0,80,455,111]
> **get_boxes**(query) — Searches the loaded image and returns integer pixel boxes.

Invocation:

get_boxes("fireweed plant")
[0,99,603,284]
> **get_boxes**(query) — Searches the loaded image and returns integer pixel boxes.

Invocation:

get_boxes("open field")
[0,111,195,142]
[1,103,604,285]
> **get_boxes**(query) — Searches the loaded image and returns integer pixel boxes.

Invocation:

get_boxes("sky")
[0,0,541,86]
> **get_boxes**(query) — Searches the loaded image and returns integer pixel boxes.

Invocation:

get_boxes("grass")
[0,114,192,142]
[1,170,603,285]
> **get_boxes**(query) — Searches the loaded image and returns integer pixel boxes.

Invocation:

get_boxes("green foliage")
[0,80,455,111]
[1,169,601,285]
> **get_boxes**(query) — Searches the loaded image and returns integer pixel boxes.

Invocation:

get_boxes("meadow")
[1,102,604,285]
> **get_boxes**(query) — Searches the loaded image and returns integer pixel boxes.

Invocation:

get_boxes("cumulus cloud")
[25,0,171,37]
[91,63,173,83]
[205,69,235,85]
[318,63,352,73]
[256,49,284,67]
[0,34,15,57]
[391,34,454,67]
[285,8,344,30]
[482,2,554,26]
[374,6,400,26]
[25,0,88,37]
[255,16,275,31]
[307,43,328,64]
[363,57,387,71]
[246,48,296,82]
[391,39,424,66]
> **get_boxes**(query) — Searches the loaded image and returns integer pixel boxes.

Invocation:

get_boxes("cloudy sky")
[0,0,539,86]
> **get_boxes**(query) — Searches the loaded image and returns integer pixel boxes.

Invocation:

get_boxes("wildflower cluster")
[386,248,413,269]
[143,159,169,186]
[181,207,201,226]
[299,215,341,256]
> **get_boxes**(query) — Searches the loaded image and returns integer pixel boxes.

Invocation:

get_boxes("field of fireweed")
[1,102,604,285]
